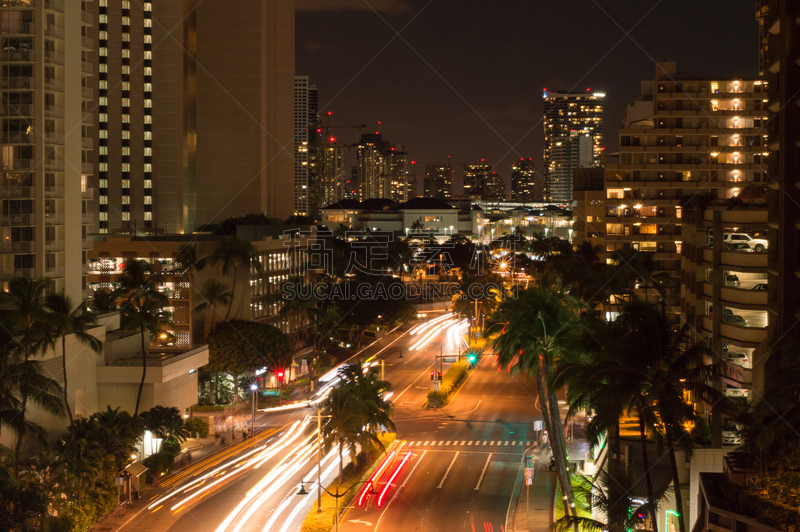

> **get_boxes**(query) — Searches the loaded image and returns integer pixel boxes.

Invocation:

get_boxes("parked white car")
[723,233,768,252]
[723,421,742,446]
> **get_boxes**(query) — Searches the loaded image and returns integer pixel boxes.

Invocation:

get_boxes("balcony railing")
[44,0,63,12]
[81,137,92,149]
[44,266,65,278]
[44,133,64,145]
[81,162,93,174]
[2,159,34,171]
[1,0,36,7]
[0,49,34,62]
[0,185,34,198]
[44,186,64,198]
[2,76,35,90]
[82,213,92,224]
[82,238,92,250]
[1,214,35,226]
[0,267,35,280]
[44,105,64,118]
[1,133,34,144]
[81,61,93,75]
[44,23,63,39]
[44,51,64,66]
[80,10,93,25]
[44,159,64,172]
[81,86,93,100]
[81,35,93,49]
[44,78,64,92]
[1,103,35,116]
[44,240,64,252]
[0,240,34,253]
[44,214,64,225]
[81,112,92,124]
[1,22,34,35]
[81,186,93,199]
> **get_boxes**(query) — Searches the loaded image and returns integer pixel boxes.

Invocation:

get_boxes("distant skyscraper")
[463,164,490,197]
[92,0,295,233]
[388,146,409,202]
[424,165,453,199]
[343,167,358,199]
[0,0,93,304]
[756,0,769,76]
[356,133,389,201]
[480,172,506,200]
[510,159,536,202]
[294,76,316,216]
[543,89,604,203]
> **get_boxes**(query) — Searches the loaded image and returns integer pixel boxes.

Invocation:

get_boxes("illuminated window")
[607,188,625,199]
[639,224,658,234]
[144,164,152,172]
[122,212,130,221]
[144,212,152,221]
[121,196,130,205]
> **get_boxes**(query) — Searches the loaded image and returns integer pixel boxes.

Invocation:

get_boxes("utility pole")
[250,384,257,438]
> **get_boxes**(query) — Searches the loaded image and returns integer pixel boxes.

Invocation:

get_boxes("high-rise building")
[478,171,506,200]
[424,165,453,199]
[603,62,768,314]
[311,140,344,209]
[92,0,295,234]
[756,0,769,76]
[294,76,316,217]
[463,163,489,197]
[0,0,94,304]
[388,145,409,202]
[543,89,604,203]
[510,158,536,201]
[356,133,389,201]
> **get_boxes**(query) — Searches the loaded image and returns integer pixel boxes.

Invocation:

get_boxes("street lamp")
[297,480,375,532]
[250,383,257,438]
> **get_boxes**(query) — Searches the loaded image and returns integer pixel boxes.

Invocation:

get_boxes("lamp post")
[314,406,332,513]
[297,480,375,532]
[250,384,257,438]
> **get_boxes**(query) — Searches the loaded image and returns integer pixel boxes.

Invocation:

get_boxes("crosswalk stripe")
[424,441,429,446]
[438,441,444,446]
[461,441,466,445]
[526,441,531,446]
[468,441,473,446]
[483,441,488,445]
[505,441,509,446]
[446,441,452,446]
[512,441,516,446]
[417,441,422,446]
[490,441,495,445]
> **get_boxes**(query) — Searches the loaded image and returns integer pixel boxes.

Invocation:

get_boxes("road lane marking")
[526,441,531,446]
[512,441,516,446]
[468,441,473,445]
[416,441,421,446]
[475,453,492,491]
[437,452,459,488]
[446,441,452,446]
[505,441,509,446]
[490,441,495,445]
[483,441,488,445]
[461,441,466,445]
[424,441,429,446]
[438,441,444,445]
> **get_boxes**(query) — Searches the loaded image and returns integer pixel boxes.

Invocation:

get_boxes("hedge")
[426,360,470,408]
[185,417,209,438]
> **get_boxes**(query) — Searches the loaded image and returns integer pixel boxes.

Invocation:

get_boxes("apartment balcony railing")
[81,35,93,49]
[80,61,93,75]
[1,133,34,144]
[0,267,35,280]
[44,133,64,145]
[81,86,93,100]
[0,49,34,62]
[44,159,64,172]
[2,159,34,171]
[1,103,35,117]
[44,105,64,118]
[1,214,35,226]
[0,185,34,198]
[44,240,64,252]
[44,78,64,92]
[82,288,92,299]
[44,23,63,39]
[80,10,93,25]
[81,162,93,174]
[81,213,92,224]
[1,21,34,35]
[81,112,92,124]
[0,241,34,253]
[2,76,35,90]
[44,213,64,225]
[81,186,93,199]
[44,0,63,12]
[44,51,64,66]
[44,266,65,278]
[44,186,64,198]
[81,137,92,149]
[1,0,36,7]
[82,238,92,250]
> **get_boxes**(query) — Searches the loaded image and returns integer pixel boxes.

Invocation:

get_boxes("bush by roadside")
[185,417,210,438]
[427,360,470,408]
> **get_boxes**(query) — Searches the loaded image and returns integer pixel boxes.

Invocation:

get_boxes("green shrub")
[185,417,210,438]
[143,452,175,481]
[693,416,711,445]
[426,360,470,408]
[192,404,224,412]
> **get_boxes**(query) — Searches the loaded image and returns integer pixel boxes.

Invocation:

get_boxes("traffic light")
[430,371,435,381]
[467,354,477,364]
[437,372,442,381]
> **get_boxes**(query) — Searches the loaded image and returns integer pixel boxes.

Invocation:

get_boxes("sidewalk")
[506,438,592,532]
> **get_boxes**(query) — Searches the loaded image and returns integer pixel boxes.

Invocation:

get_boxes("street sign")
[534,420,543,431]
[524,467,533,479]
[262,390,279,396]
[526,477,533,486]
[525,455,533,467]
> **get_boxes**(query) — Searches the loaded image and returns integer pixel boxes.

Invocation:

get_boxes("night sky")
[296,0,758,195]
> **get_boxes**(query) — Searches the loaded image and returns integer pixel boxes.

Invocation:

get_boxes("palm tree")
[2,278,51,358]
[555,461,672,532]
[117,258,170,416]
[195,278,232,335]
[44,292,103,428]
[206,236,262,322]
[453,272,500,340]
[339,361,395,435]
[170,243,207,275]
[488,283,581,522]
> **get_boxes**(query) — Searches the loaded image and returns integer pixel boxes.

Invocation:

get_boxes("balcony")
[82,239,92,250]
[81,137,92,149]
[44,105,64,118]
[720,286,768,307]
[1,103,35,117]
[0,267,35,280]
[2,76,35,90]
[43,0,63,12]
[44,240,64,252]
[0,240,34,253]
[44,186,64,198]
[44,51,64,66]
[1,0,36,7]
[80,10,93,25]
[44,159,64,172]
[81,162,93,174]
[44,133,64,145]
[0,185,33,198]
[44,213,64,225]
[81,186,93,199]
[720,322,767,346]
[81,112,92,124]
[81,61,93,75]
[1,214,35,226]
[44,23,63,39]
[44,78,64,92]
[1,133,33,144]
[2,159,34,171]
[82,213,92,224]
[81,35,93,49]
[1,21,34,35]
[1,49,34,62]
[44,266,65,279]
[81,86,93,100]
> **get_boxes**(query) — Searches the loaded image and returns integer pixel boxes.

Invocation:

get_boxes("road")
[111,314,549,532]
